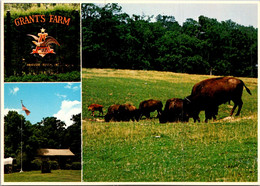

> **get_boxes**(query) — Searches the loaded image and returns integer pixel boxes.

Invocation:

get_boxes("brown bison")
[118,104,139,122]
[105,104,139,122]
[138,99,163,119]
[184,76,251,122]
[105,104,120,122]
[88,104,104,116]
[159,98,189,123]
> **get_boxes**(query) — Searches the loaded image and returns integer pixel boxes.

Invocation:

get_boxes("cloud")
[53,100,81,127]
[72,86,79,91]
[55,93,67,99]
[64,83,73,89]
[10,87,19,95]
[64,83,80,92]
[4,108,22,116]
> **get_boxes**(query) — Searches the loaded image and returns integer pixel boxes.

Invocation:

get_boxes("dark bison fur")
[159,98,189,123]
[138,99,163,119]
[184,76,251,122]
[118,104,139,122]
[105,104,120,122]
[105,104,139,122]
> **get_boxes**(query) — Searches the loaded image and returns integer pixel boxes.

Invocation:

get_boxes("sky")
[4,83,81,127]
[118,2,258,28]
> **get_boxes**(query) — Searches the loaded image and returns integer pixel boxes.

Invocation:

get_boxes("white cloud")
[64,83,73,89]
[4,108,22,116]
[10,87,19,95]
[53,100,81,127]
[64,83,80,92]
[55,93,67,99]
[72,86,79,91]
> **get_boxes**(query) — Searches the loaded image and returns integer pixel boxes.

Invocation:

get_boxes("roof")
[37,149,75,156]
[4,157,14,165]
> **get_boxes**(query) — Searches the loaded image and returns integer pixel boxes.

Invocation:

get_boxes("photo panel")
[81,2,258,183]
[3,82,82,182]
[4,3,80,82]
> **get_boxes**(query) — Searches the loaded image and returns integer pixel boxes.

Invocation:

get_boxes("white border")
[1,0,259,185]
[1,0,5,185]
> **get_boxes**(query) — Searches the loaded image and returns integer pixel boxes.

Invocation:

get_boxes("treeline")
[82,3,257,77]
[4,4,80,79]
[4,111,81,171]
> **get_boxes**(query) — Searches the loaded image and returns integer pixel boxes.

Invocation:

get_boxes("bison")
[138,99,163,119]
[105,104,139,122]
[88,104,104,116]
[104,104,120,122]
[184,76,251,122]
[159,98,189,123]
[118,104,139,122]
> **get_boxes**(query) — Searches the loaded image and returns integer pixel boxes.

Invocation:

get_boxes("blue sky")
[118,2,258,28]
[4,83,81,127]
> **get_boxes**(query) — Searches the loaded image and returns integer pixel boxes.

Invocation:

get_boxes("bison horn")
[185,97,191,103]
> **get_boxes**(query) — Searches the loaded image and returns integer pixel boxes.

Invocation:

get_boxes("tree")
[64,113,81,161]
[81,4,257,77]
[4,111,33,170]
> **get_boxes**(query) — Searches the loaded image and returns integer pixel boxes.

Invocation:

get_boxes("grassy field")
[82,68,257,182]
[4,170,81,182]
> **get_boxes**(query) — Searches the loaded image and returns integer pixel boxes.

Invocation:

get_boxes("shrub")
[71,162,81,170]
[49,160,59,170]
[30,159,42,170]
[5,71,80,82]
[65,163,72,170]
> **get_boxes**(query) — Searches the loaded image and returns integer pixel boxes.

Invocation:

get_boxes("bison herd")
[88,76,251,123]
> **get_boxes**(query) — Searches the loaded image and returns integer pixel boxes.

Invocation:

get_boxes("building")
[37,148,75,170]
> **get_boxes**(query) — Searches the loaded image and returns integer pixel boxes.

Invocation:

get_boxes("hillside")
[82,68,257,182]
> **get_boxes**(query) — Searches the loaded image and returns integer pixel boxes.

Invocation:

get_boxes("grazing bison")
[88,104,104,116]
[184,76,251,122]
[105,104,139,122]
[118,104,139,122]
[105,104,120,122]
[159,98,189,123]
[139,99,163,119]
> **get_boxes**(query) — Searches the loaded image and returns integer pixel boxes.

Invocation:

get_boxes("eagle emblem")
[27,28,60,57]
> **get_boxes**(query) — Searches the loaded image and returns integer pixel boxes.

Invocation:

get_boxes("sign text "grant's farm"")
[14,15,71,26]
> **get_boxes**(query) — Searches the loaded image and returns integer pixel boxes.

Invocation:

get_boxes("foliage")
[71,162,81,170]
[82,3,257,77]
[64,114,82,162]
[82,68,257,182]
[4,113,81,171]
[49,161,59,170]
[65,164,72,170]
[4,170,81,182]
[30,159,42,170]
[4,71,80,82]
[4,4,80,79]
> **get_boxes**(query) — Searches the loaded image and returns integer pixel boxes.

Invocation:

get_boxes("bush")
[49,160,59,170]
[65,163,72,170]
[71,162,81,170]
[56,71,80,81]
[4,71,80,82]
[30,159,42,170]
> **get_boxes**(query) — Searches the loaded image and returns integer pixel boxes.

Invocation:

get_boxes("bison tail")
[242,81,252,95]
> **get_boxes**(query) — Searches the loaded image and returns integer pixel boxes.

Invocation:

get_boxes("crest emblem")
[27,28,60,57]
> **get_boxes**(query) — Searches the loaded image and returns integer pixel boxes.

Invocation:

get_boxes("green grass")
[82,68,257,182]
[4,170,81,182]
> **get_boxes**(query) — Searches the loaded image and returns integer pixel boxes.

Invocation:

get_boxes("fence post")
[5,10,12,77]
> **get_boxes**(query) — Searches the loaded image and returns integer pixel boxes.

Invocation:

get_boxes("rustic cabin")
[37,148,75,170]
